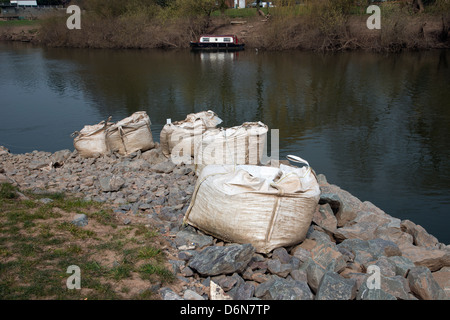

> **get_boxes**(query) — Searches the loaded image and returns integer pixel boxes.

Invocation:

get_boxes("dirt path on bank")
[206,17,269,48]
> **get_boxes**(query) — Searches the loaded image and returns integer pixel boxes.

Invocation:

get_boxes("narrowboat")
[190,35,245,51]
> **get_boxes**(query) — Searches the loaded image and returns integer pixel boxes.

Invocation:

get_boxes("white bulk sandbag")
[72,118,112,158]
[160,110,222,160]
[194,121,268,175]
[105,111,155,156]
[183,156,321,253]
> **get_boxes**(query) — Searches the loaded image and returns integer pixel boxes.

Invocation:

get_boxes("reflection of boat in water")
[190,35,245,51]
[198,51,239,63]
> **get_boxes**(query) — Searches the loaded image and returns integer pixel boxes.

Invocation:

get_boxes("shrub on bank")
[35,0,450,51]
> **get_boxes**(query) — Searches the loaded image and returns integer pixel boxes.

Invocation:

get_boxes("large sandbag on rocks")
[194,121,268,175]
[160,110,222,160]
[106,111,155,156]
[72,118,112,158]
[184,157,321,254]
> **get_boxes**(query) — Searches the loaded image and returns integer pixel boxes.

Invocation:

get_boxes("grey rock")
[212,274,238,291]
[337,238,401,266]
[357,282,397,300]
[232,282,255,300]
[28,160,48,170]
[160,287,183,300]
[178,250,197,261]
[181,266,194,277]
[128,159,151,171]
[267,259,292,278]
[310,242,347,274]
[367,238,402,258]
[141,148,165,165]
[169,259,185,274]
[379,275,411,300]
[432,267,450,299]
[374,225,414,248]
[387,256,416,277]
[254,276,276,298]
[272,247,292,264]
[401,219,439,248]
[290,269,307,282]
[258,276,314,300]
[290,246,311,263]
[71,214,88,227]
[407,266,447,300]
[139,203,152,210]
[302,258,326,294]
[334,222,378,241]
[99,175,125,192]
[50,149,71,166]
[183,289,205,300]
[316,271,357,300]
[316,173,328,186]
[0,146,9,156]
[38,198,54,204]
[400,244,450,272]
[175,227,214,249]
[313,203,337,232]
[364,256,397,277]
[226,273,246,298]
[319,184,363,227]
[319,192,341,213]
[188,243,255,276]
[306,227,333,244]
[151,160,176,174]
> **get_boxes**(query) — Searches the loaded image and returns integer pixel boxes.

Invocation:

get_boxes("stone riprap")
[0,146,449,300]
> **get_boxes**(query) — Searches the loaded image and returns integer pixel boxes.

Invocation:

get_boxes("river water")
[0,42,449,244]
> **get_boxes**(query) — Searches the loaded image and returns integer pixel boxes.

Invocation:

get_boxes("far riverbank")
[1,9,449,52]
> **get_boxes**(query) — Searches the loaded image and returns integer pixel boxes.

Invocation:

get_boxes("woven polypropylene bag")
[194,121,268,175]
[72,119,111,158]
[160,110,222,160]
[105,111,155,156]
[183,160,320,253]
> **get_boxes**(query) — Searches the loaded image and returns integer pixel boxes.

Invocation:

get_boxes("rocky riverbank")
[0,144,449,300]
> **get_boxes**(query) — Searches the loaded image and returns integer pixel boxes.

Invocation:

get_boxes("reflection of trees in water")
[40,47,450,189]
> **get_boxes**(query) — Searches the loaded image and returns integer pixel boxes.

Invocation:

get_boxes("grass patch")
[137,246,161,259]
[0,183,19,199]
[139,263,175,283]
[0,20,40,27]
[57,222,96,239]
[211,7,268,18]
[0,183,176,299]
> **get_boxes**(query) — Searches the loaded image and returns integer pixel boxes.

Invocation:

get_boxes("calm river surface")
[0,42,449,244]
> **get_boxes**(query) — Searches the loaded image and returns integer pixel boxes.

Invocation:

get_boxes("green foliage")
[307,0,352,35]
[0,183,18,200]
[171,0,219,17]
[139,263,175,283]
